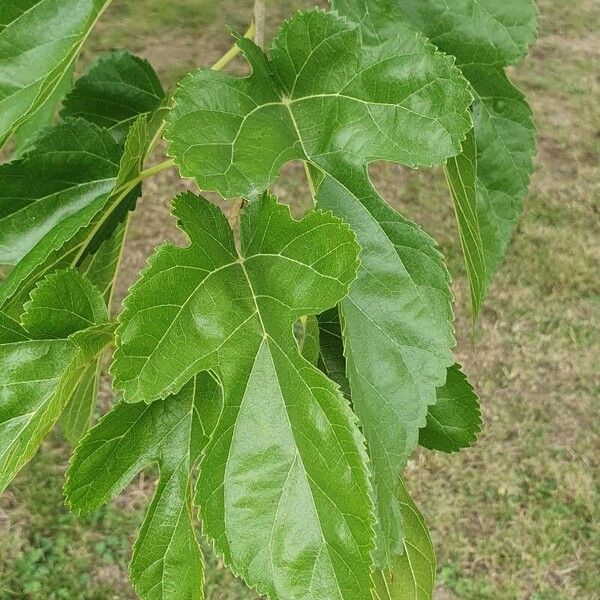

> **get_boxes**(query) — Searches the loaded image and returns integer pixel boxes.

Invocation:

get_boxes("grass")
[1,0,599,598]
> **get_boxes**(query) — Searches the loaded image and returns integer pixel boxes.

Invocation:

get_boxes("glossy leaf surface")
[333,0,538,301]
[0,0,112,145]
[166,9,470,564]
[112,192,374,600]
[66,373,222,600]
[0,117,145,313]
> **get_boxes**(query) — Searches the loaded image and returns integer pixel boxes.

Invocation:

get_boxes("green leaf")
[62,50,165,145]
[0,269,112,492]
[373,477,436,600]
[0,0,112,146]
[19,265,115,445]
[419,364,481,453]
[21,268,107,338]
[315,170,454,565]
[444,128,486,317]
[466,65,536,284]
[66,373,221,600]
[306,312,481,455]
[112,192,374,600]
[298,315,320,365]
[78,219,128,306]
[165,9,471,565]
[59,361,101,445]
[333,0,538,299]
[12,56,76,157]
[316,307,351,398]
[166,10,472,196]
[0,117,145,313]
[389,0,538,67]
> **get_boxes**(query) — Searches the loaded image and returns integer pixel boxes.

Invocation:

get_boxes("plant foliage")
[0,0,537,598]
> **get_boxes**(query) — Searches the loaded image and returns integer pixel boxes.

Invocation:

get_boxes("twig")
[253,0,266,49]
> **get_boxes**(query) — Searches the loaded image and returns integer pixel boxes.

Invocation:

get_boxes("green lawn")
[1,0,598,598]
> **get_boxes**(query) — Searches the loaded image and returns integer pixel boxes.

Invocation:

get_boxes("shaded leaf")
[298,315,320,365]
[419,364,481,453]
[112,192,374,600]
[444,128,486,316]
[60,361,101,445]
[316,307,351,398]
[62,50,165,145]
[66,373,222,600]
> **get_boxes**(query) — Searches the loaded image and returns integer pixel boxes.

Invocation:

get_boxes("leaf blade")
[0,0,112,145]
[419,364,482,453]
[66,373,221,600]
[112,192,375,600]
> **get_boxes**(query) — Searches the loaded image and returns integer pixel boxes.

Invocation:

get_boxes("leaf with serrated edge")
[419,364,481,453]
[373,477,436,600]
[0,116,146,313]
[61,50,165,145]
[332,0,538,299]
[66,372,222,600]
[316,307,351,399]
[0,0,112,146]
[165,9,470,565]
[305,311,480,455]
[112,191,374,600]
[0,269,112,492]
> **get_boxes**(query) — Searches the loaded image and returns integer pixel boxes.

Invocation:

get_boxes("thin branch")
[253,0,266,49]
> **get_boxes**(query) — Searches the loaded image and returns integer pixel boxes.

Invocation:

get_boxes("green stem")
[144,22,255,159]
[213,22,256,71]
[137,158,174,182]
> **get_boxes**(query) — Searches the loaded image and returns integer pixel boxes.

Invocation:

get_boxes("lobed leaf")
[166,9,471,564]
[0,0,112,146]
[112,191,374,600]
[66,372,222,600]
[332,0,538,306]
[0,269,112,492]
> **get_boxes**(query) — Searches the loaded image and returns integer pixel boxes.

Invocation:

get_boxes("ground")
[0,0,598,599]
